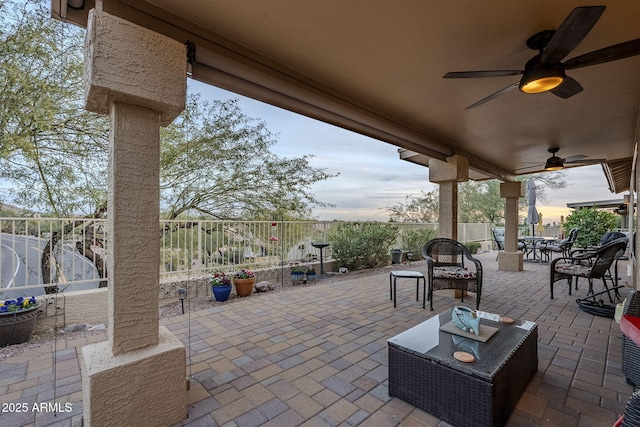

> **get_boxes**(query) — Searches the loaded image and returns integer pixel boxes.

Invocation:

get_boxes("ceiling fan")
[518,147,606,172]
[444,6,640,109]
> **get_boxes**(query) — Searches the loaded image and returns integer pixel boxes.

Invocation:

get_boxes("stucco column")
[438,181,458,239]
[107,102,161,352]
[429,155,468,240]
[498,181,524,271]
[80,8,187,426]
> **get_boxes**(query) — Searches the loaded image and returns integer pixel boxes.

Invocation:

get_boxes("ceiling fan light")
[544,157,564,171]
[519,66,565,94]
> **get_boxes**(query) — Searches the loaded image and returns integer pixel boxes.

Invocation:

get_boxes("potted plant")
[233,269,256,297]
[464,242,481,254]
[305,264,317,281]
[290,265,305,283]
[391,248,403,264]
[0,296,41,347]
[209,272,232,302]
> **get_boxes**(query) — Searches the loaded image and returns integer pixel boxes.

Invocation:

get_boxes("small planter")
[291,272,305,283]
[211,284,232,302]
[0,304,41,347]
[391,249,403,264]
[233,278,256,297]
[306,272,317,281]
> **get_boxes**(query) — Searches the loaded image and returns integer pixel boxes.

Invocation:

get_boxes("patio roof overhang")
[52,1,640,191]
[566,198,632,209]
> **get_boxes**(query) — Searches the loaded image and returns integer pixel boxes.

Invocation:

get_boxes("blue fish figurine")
[452,306,480,336]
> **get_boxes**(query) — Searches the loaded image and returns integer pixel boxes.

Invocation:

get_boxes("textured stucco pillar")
[498,181,524,271]
[80,8,187,426]
[429,155,468,240]
[106,102,162,351]
[438,181,458,239]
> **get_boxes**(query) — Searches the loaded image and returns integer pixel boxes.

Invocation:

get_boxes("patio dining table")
[521,236,556,263]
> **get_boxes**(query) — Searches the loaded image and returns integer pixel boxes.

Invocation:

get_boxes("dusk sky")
[190,80,623,225]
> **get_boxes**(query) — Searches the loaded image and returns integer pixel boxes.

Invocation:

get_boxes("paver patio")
[0,251,634,426]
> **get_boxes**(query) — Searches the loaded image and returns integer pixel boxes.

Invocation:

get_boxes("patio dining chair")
[569,231,628,287]
[422,238,483,310]
[570,231,627,257]
[491,227,526,261]
[539,228,580,261]
[549,237,628,302]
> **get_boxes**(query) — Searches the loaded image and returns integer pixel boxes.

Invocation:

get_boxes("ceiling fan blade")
[541,6,606,64]
[465,82,519,109]
[443,70,523,78]
[563,38,640,69]
[563,154,587,162]
[515,164,545,172]
[565,158,606,165]
[549,76,583,99]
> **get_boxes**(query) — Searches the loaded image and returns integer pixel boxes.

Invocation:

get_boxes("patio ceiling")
[54,0,640,190]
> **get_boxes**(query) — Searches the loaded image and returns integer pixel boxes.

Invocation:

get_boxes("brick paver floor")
[0,251,634,426]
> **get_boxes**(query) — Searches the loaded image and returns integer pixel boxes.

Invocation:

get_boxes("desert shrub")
[400,227,437,255]
[563,207,619,247]
[329,222,399,270]
[464,242,481,254]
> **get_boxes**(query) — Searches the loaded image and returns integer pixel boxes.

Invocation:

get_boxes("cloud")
[191,81,621,223]
[534,165,624,225]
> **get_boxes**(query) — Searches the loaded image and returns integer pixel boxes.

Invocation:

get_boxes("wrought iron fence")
[0,217,107,297]
[0,217,497,296]
[159,220,336,280]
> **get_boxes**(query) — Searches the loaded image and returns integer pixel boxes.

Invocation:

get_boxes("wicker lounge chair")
[616,389,640,426]
[422,238,483,310]
[549,237,628,301]
[622,290,640,388]
[618,290,640,425]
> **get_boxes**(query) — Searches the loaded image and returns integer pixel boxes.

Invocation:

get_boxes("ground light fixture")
[177,287,187,314]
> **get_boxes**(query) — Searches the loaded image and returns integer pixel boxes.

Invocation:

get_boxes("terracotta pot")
[0,304,41,347]
[233,278,255,297]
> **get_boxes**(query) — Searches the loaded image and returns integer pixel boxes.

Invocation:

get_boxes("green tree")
[0,0,336,291]
[387,190,439,222]
[388,172,568,224]
[0,0,109,216]
[458,180,503,223]
[160,95,335,220]
[0,0,335,220]
[563,207,619,247]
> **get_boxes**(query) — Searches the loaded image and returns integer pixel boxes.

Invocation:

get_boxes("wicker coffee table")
[388,309,538,427]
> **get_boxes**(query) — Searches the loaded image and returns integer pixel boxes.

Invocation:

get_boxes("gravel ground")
[0,261,424,361]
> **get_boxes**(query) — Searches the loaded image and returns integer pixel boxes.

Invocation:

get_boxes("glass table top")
[388,308,537,380]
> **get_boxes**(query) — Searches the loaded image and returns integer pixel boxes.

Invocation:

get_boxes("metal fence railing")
[159,220,336,280]
[0,217,501,296]
[0,217,107,298]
